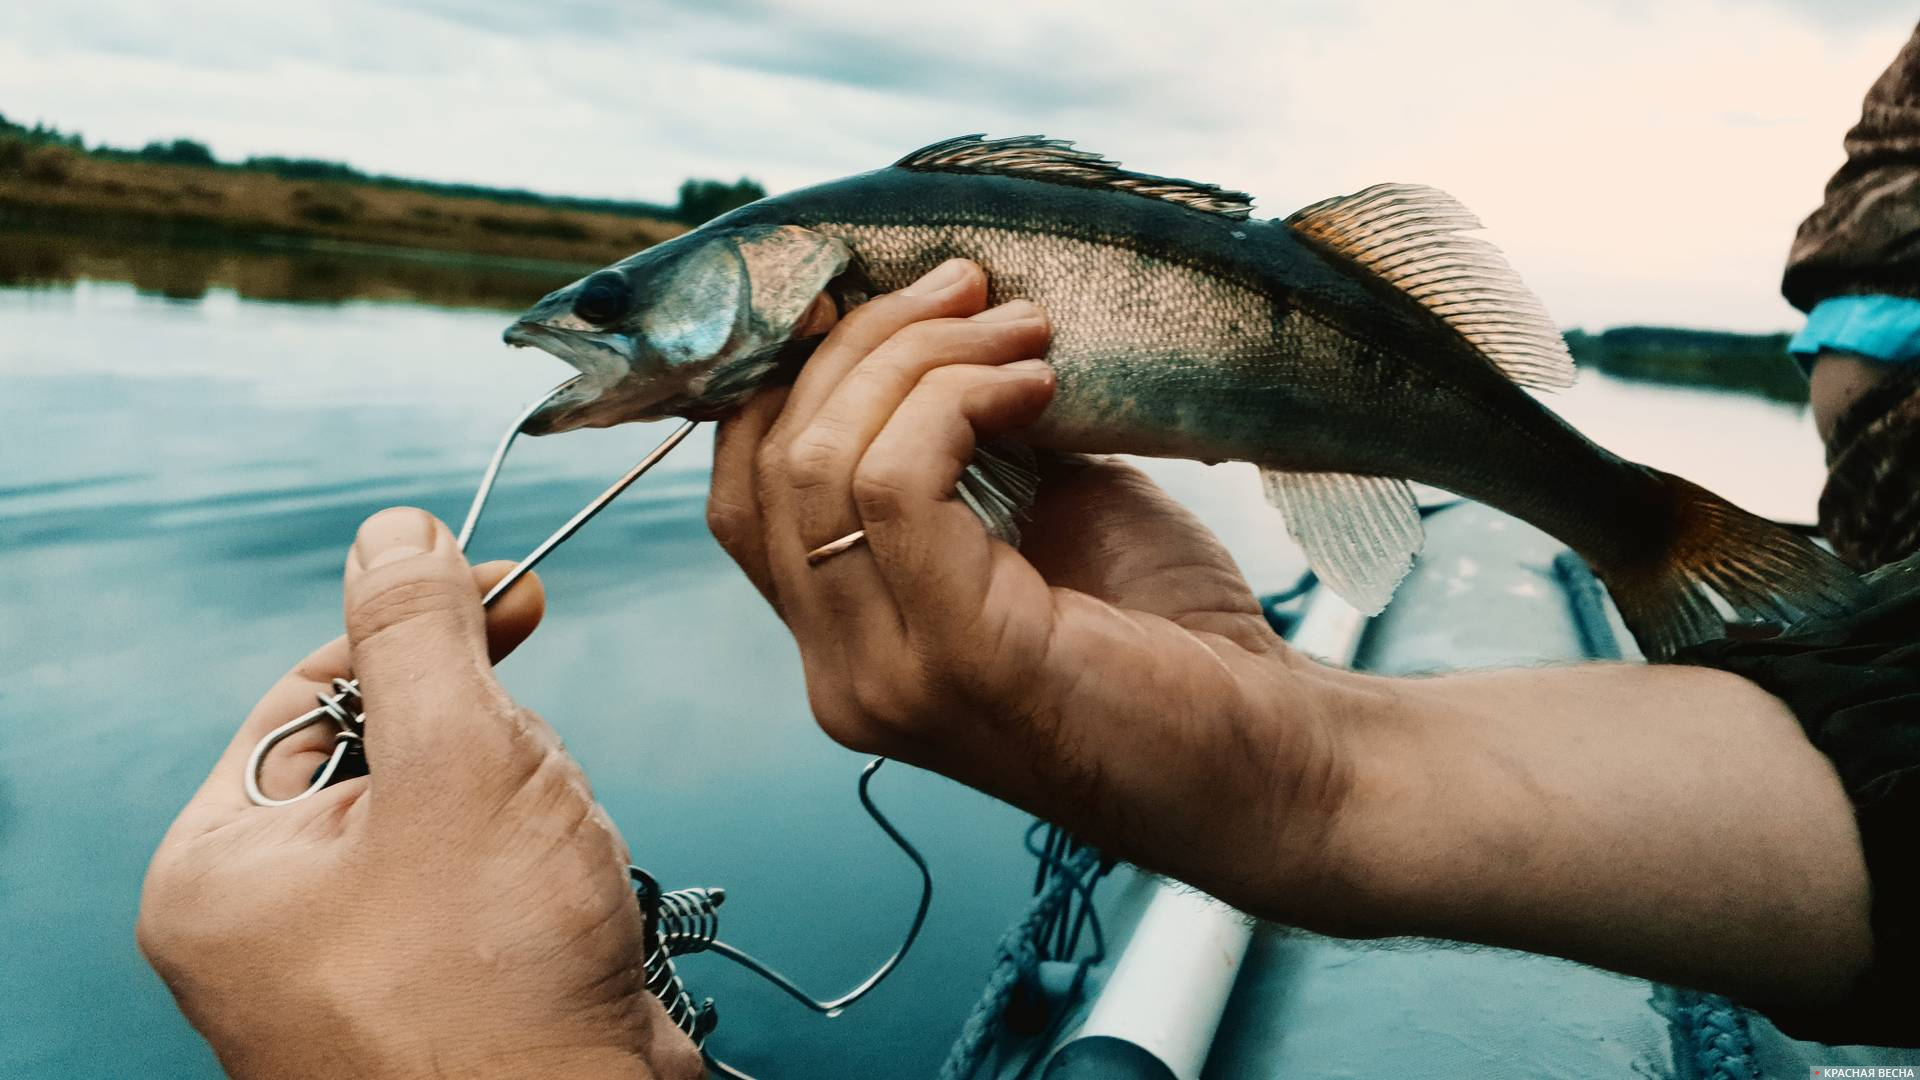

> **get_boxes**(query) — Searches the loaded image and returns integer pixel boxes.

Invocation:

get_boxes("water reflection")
[0,227,585,310]
[0,232,1833,1079]
[0,265,1060,1079]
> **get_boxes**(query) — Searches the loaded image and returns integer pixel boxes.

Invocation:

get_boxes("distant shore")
[1564,327,1807,404]
[0,127,1811,404]
[0,137,686,268]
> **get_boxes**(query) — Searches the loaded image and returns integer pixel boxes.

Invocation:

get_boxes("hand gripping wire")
[239,380,936,1077]
[242,377,697,806]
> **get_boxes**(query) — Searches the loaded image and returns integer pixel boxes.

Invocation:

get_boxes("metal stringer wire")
[241,379,936,1075]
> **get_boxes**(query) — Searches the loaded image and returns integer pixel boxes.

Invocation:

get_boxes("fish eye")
[572,270,630,325]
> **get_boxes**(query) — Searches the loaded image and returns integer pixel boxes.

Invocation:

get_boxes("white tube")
[1064,885,1251,1080]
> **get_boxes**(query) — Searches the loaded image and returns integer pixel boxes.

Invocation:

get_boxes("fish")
[503,134,1864,659]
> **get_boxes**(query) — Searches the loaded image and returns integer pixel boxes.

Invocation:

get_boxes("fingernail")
[353,507,438,571]
[1001,358,1053,377]
[902,258,971,296]
[972,299,1041,323]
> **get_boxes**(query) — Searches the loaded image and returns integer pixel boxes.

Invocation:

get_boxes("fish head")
[504,223,851,433]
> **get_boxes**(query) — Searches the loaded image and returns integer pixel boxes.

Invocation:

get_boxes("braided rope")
[938,845,1103,1080]
[1674,988,1760,1080]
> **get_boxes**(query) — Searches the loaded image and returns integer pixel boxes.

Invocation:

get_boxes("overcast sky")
[2,0,1913,331]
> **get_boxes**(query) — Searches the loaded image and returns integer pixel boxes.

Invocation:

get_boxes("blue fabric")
[1789,295,1920,367]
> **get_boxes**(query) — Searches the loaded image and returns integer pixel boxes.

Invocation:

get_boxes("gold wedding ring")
[806,529,869,565]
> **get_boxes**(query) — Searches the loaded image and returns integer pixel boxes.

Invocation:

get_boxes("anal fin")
[1262,469,1423,614]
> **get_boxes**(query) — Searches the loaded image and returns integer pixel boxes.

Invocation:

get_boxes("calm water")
[0,233,1828,1078]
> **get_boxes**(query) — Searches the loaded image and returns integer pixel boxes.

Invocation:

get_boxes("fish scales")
[814,220,1286,463]
[503,135,1866,657]
[783,186,1658,572]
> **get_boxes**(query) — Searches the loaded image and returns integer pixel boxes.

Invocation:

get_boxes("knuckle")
[850,460,915,522]
[920,363,981,394]
[804,681,862,742]
[848,666,926,722]
[438,702,551,795]
[782,425,849,491]
[838,289,911,332]
[832,289,940,347]
[705,493,757,554]
[806,681,895,755]
[346,576,463,644]
[754,438,788,482]
[581,801,631,864]
[506,740,591,814]
[886,318,966,356]
[837,354,907,398]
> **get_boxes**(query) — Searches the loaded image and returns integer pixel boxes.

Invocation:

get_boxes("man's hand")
[706,258,1367,913]
[708,259,1873,1009]
[137,508,702,1080]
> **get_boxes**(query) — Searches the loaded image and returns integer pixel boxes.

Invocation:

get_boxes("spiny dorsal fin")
[896,135,1255,220]
[1286,184,1575,391]
[1261,468,1423,615]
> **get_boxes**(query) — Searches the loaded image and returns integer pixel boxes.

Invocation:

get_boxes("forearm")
[218,1044,667,1080]
[1304,661,1871,1006]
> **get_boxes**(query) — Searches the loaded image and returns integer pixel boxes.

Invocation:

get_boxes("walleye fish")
[504,135,1863,658]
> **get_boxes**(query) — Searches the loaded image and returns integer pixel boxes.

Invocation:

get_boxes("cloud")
[2,0,1916,330]
[1755,0,1913,30]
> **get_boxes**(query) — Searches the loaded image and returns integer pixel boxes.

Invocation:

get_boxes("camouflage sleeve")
[1676,558,1920,1048]
[1783,24,1920,313]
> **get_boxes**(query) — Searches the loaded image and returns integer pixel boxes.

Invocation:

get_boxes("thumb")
[343,507,512,779]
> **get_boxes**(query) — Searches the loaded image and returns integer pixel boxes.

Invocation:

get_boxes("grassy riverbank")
[0,131,689,267]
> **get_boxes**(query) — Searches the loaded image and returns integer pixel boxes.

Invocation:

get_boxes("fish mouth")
[503,319,696,434]
[502,320,638,434]
[502,320,633,384]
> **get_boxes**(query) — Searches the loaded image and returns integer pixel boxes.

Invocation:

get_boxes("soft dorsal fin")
[895,135,1255,220]
[1286,184,1575,390]
[1261,468,1423,615]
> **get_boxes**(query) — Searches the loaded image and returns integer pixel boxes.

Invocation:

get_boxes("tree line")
[0,112,765,225]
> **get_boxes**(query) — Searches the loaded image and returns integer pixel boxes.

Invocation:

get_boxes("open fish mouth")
[502,321,634,386]
[500,321,640,434]
[502,320,699,434]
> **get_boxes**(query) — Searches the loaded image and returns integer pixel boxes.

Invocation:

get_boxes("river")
[0,230,1828,1078]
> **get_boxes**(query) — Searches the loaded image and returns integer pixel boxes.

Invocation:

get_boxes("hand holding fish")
[710,260,1874,1008]
[708,259,1364,908]
[136,509,702,1080]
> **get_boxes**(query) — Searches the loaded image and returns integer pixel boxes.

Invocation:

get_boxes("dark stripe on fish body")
[718,167,1666,569]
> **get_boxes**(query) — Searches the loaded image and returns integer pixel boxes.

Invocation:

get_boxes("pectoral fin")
[958,437,1040,545]
[1261,468,1423,614]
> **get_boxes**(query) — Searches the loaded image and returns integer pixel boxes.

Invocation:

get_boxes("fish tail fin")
[1593,470,1866,660]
